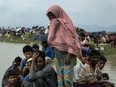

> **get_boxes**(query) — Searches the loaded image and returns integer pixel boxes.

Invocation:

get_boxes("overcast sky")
[0,0,116,28]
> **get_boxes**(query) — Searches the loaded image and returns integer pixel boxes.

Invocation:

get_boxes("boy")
[6,70,22,87]
[74,50,89,82]
[22,58,32,81]
[41,41,54,63]
[2,56,22,87]
[102,73,115,87]
[20,45,33,70]
[102,73,109,80]
[77,49,101,85]
[41,41,53,59]
[32,44,40,52]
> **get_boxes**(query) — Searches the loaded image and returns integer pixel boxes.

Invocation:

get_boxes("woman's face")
[47,12,56,21]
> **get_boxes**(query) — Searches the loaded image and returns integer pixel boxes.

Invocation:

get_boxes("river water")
[0,42,116,86]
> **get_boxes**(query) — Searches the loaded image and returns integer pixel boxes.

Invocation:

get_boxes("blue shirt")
[43,46,53,59]
[20,58,26,69]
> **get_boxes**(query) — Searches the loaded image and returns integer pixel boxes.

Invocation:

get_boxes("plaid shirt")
[78,63,102,84]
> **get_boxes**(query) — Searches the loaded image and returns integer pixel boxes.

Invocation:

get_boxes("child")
[74,50,89,82]
[2,56,22,87]
[41,41,53,63]
[101,73,115,87]
[102,73,109,80]
[32,44,40,52]
[98,55,107,70]
[22,58,32,81]
[20,45,33,70]
[6,70,22,87]
[12,56,22,66]
[75,49,102,87]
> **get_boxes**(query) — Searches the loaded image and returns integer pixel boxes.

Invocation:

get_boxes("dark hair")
[82,50,88,57]
[42,41,48,45]
[42,41,48,47]
[37,51,45,61]
[7,70,18,78]
[102,73,109,80]
[99,55,107,62]
[80,33,85,37]
[23,45,33,53]
[90,49,100,58]
[47,12,56,18]
[14,56,22,63]
[32,44,39,50]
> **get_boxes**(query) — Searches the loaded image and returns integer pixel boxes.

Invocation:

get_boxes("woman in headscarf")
[46,4,83,87]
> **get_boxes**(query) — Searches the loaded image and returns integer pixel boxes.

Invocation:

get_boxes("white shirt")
[73,59,84,82]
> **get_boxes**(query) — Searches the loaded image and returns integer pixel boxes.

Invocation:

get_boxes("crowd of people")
[1,4,115,87]
[2,44,57,87]
[1,44,115,87]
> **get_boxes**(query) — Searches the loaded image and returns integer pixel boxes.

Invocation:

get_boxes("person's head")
[7,70,19,85]
[13,56,22,66]
[89,49,100,65]
[26,58,32,69]
[35,51,45,70]
[47,5,61,19]
[82,50,89,63]
[32,44,39,52]
[102,73,109,80]
[41,41,48,47]
[23,58,32,76]
[80,33,86,41]
[47,12,56,21]
[98,55,107,70]
[46,4,71,22]
[23,45,33,60]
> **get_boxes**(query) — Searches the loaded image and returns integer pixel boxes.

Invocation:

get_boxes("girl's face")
[47,12,56,21]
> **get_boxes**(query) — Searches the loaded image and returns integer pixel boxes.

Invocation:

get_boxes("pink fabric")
[46,5,81,57]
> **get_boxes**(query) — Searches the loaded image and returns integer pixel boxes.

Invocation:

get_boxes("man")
[22,51,58,87]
